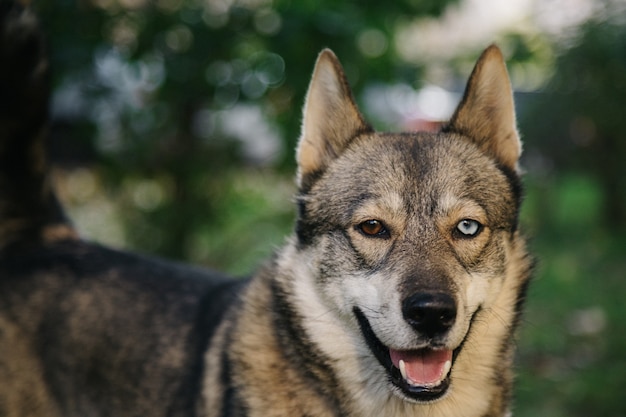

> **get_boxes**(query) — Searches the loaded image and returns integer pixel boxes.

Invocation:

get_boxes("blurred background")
[34,0,625,415]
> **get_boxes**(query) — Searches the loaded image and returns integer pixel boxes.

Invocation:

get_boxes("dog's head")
[294,46,524,403]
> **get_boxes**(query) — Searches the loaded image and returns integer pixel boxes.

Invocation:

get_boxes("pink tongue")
[390,349,452,385]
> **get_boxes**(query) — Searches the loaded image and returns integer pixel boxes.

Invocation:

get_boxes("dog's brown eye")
[358,220,389,238]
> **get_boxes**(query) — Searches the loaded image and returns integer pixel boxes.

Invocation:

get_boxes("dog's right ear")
[296,49,372,190]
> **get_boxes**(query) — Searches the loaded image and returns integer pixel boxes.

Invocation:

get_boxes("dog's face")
[294,47,522,403]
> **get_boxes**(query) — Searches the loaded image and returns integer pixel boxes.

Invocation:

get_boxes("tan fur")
[234,278,336,416]
[0,317,62,417]
[41,224,79,243]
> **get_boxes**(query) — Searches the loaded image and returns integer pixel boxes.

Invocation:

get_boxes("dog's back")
[0,243,243,416]
[0,4,243,416]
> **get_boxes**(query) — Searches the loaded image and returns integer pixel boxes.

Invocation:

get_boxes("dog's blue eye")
[456,219,481,237]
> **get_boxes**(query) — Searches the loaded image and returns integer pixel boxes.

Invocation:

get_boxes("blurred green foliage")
[522,8,626,231]
[515,173,626,416]
[38,0,462,262]
[34,0,626,415]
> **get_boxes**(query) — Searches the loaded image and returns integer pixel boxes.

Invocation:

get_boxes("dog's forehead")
[338,131,503,191]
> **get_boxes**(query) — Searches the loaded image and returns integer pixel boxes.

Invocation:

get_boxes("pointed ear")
[445,45,521,172]
[296,49,372,189]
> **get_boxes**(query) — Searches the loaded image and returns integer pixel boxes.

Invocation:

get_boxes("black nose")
[402,292,457,338]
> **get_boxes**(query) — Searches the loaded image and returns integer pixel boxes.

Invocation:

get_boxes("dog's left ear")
[296,49,372,189]
[445,45,521,172]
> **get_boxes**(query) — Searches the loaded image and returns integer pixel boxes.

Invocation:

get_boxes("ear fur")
[296,49,372,189]
[445,45,521,172]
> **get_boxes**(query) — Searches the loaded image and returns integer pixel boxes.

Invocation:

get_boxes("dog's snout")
[402,292,457,337]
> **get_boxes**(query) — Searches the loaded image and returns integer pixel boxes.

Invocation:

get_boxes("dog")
[0,3,533,417]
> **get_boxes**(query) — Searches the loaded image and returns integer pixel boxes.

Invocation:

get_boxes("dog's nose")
[402,292,457,338]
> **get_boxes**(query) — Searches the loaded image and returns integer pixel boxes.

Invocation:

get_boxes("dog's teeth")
[399,360,420,387]
[399,359,407,381]
[443,360,452,377]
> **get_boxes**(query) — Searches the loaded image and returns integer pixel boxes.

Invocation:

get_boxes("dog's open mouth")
[354,307,456,402]
[390,348,452,391]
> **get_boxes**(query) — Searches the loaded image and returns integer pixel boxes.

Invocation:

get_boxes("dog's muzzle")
[354,292,462,403]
